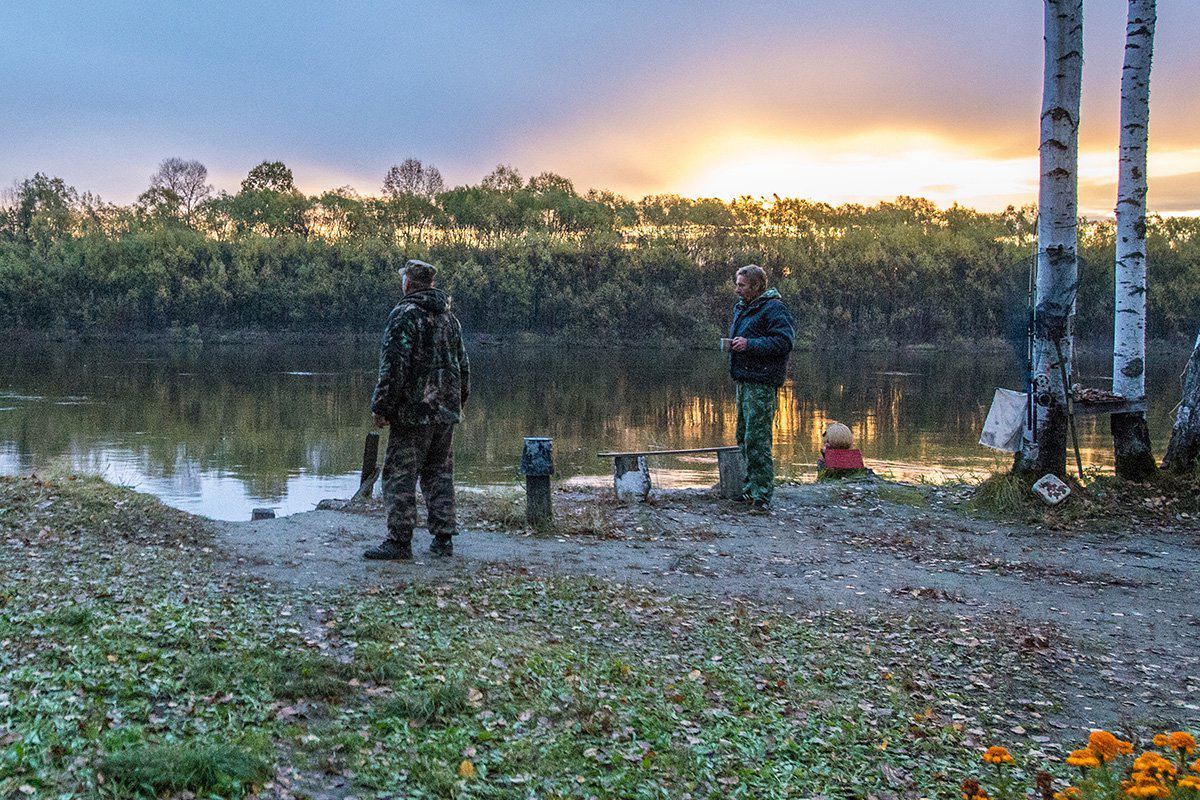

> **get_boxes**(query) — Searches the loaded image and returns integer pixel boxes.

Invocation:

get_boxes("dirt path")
[216,482,1200,729]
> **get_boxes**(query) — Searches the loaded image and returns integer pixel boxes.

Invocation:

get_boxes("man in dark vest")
[728,264,794,513]
[366,259,470,560]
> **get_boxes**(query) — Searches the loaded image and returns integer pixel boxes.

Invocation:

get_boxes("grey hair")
[736,264,767,289]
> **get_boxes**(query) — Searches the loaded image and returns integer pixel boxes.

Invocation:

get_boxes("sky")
[3,0,1199,216]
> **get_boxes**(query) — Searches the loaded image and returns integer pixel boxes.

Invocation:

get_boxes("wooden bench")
[597,446,744,500]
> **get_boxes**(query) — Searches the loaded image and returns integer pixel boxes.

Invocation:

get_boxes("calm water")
[0,341,1181,520]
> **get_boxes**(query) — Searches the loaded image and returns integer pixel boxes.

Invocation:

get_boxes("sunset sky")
[4,0,1199,216]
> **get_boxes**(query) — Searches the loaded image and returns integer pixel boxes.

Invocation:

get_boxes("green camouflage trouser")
[736,382,778,502]
[382,423,457,544]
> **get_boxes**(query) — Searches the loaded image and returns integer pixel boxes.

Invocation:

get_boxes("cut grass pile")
[102,742,271,797]
[968,472,1034,517]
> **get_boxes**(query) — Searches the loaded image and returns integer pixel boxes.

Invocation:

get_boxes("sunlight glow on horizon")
[675,132,1200,216]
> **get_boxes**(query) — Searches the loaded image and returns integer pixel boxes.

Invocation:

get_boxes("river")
[0,340,1182,520]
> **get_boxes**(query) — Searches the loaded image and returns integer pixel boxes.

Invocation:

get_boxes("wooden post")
[717,449,745,499]
[519,437,553,528]
[525,475,552,527]
[361,431,380,486]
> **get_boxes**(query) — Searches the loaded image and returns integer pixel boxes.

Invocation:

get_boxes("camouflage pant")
[382,423,457,544]
[736,382,778,502]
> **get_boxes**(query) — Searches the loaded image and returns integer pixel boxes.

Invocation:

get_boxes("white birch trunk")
[1113,0,1155,404]
[1111,0,1157,479]
[1017,0,1083,478]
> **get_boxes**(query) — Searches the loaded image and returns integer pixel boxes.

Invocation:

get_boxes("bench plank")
[597,446,740,458]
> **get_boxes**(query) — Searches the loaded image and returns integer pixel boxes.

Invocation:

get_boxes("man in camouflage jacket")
[365,259,470,560]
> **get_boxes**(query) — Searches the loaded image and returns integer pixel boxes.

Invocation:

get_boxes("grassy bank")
[0,474,1119,798]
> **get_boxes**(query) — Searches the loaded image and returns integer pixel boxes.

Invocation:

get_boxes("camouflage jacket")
[371,288,470,426]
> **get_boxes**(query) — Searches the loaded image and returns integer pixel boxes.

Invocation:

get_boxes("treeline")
[1,159,1198,346]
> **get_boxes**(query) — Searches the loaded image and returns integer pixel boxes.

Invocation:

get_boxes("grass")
[961,468,1200,530]
[0,472,1184,798]
[101,742,271,797]
[463,487,526,529]
[876,483,929,508]
[378,681,469,725]
[966,472,1035,516]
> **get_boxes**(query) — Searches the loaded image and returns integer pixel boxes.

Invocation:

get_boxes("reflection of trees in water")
[0,343,375,498]
[0,343,1188,498]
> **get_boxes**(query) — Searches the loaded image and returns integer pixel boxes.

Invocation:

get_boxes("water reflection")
[0,342,1180,520]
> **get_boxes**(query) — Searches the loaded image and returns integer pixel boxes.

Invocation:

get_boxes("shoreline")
[1,327,1192,355]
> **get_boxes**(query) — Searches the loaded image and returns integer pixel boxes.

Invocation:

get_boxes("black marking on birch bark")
[1121,358,1145,379]
[1043,107,1077,126]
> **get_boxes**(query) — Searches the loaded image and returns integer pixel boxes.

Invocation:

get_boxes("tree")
[526,172,575,196]
[1015,0,1083,479]
[1161,327,1200,472]
[480,164,523,194]
[1111,0,1158,479]
[141,158,212,222]
[382,158,444,200]
[241,161,296,193]
[1,173,78,247]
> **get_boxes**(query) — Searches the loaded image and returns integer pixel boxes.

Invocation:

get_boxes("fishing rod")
[1025,233,1038,448]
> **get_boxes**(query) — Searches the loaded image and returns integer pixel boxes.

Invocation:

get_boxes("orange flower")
[1168,732,1198,755]
[1153,733,1170,748]
[1133,752,1177,777]
[1053,788,1082,800]
[1118,738,1134,756]
[1125,775,1170,799]
[983,746,1014,765]
[1089,730,1122,761]
[1191,758,1200,773]
[1067,749,1101,769]
[1178,775,1200,791]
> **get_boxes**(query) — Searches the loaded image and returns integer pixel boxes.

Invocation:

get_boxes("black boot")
[429,535,454,558]
[363,540,412,560]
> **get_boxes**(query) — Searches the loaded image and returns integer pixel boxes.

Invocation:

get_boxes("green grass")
[966,472,1035,516]
[378,681,469,725]
[101,742,271,797]
[46,605,95,631]
[876,484,929,508]
[465,488,526,529]
[0,472,1170,799]
[183,649,355,699]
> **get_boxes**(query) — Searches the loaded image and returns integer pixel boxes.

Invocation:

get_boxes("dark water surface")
[0,341,1181,520]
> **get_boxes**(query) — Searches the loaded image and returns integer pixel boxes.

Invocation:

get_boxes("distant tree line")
[1,159,1197,347]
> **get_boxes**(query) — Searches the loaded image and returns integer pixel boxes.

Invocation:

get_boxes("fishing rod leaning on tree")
[1025,236,1085,482]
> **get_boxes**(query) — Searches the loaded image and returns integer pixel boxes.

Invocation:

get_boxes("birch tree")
[1111,0,1157,479]
[1016,0,1083,479]
[1161,328,1200,473]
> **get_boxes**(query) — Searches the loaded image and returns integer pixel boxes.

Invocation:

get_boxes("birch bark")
[1111,0,1157,479]
[1161,329,1200,473]
[1015,0,1083,479]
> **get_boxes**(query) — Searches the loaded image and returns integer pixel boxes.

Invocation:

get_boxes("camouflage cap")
[402,259,437,285]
